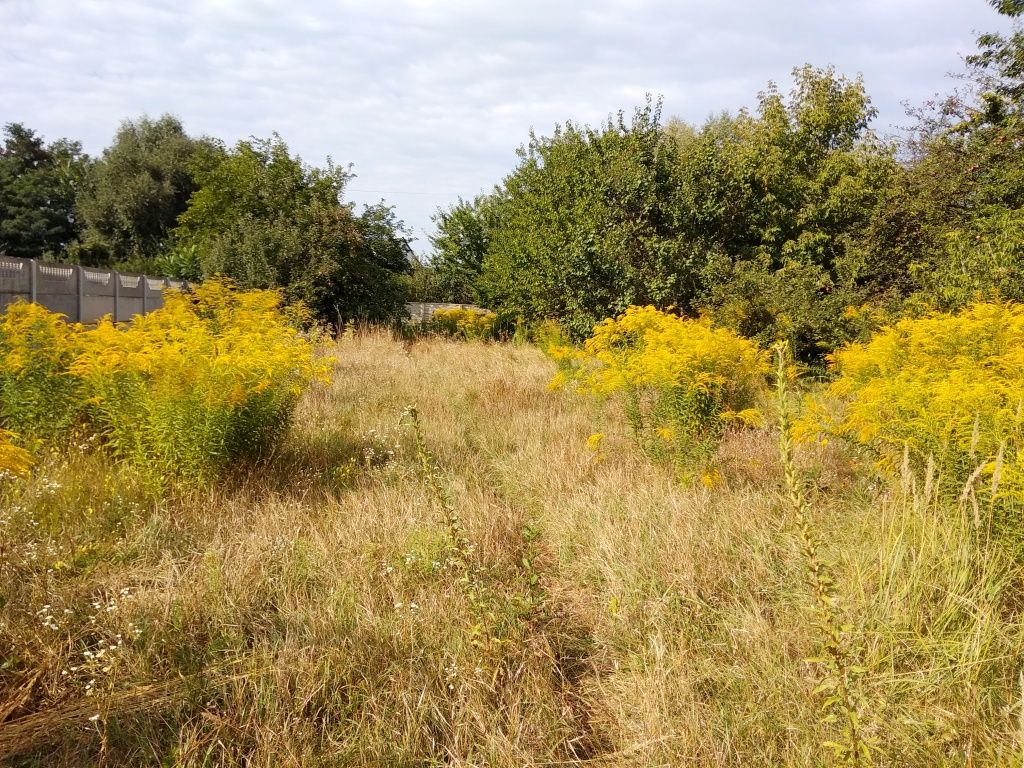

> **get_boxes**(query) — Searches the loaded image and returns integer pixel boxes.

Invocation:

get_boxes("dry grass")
[1,329,1023,766]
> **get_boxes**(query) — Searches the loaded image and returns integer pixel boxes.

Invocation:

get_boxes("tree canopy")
[0,123,89,260]
[75,115,214,271]
[457,68,897,359]
[177,135,411,323]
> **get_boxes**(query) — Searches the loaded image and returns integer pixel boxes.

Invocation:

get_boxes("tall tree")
[177,135,411,323]
[480,98,689,338]
[474,71,896,360]
[680,65,899,358]
[429,196,491,303]
[75,114,214,270]
[874,6,1024,310]
[0,123,89,259]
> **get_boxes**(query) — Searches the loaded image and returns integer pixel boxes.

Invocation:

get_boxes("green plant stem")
[775,342,869,767]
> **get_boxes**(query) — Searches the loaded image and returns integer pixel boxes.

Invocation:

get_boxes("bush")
[429,307,498,340]
[0,280,327,482]
[551,305,768,466]
[802,301,1024,543]
[0,302,83,440]
[69,280,327,481]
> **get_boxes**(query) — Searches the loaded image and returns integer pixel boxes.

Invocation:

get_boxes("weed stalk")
[774,342,871,767]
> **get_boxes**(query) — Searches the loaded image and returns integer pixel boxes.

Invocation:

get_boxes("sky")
[0,0,1014,256]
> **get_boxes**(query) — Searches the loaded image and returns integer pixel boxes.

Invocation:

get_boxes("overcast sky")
[0,0,1013,254]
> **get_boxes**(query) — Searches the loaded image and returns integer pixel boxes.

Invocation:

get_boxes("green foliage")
[429,196,491,303]
[469,70,897,362]
[178,134,343,241]
[178,135,411,324]
[908,211,1024,309]
[75,115,213,271]
[348,203,416,321]
[480,97,690,340]
[879,14,1024,312]
[0,123,89,259]
[680,66,898,360]
[990,0,1024,16]
[403,254,445,302]
[153,242,202,282]
[551,305,768,469]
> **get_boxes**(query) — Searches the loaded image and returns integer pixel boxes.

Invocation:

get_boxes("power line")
[347,188,462,196]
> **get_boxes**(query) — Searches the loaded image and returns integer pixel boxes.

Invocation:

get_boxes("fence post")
[113,270,120,322]
[75,265,83,323]
[141,275,148,315]
[29,258,37,303]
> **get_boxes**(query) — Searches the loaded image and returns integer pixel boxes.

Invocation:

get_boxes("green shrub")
[0,302,83,441]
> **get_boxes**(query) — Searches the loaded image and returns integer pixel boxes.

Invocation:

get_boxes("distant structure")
[0,256,187,323]
[405,302,486,323]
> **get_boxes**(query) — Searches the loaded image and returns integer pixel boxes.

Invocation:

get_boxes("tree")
[480,98,690,338]
[989,0,1023,17]
[876,8,1024,310]
[75,114,214,270]
[677,66,899,359]
[177,135,411,324]
[429,196,491,303]
[344,202,415,321]
[474,70,895,360]
[0,123,89,259]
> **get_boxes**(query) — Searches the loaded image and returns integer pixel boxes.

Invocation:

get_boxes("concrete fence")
[0,256,188,323]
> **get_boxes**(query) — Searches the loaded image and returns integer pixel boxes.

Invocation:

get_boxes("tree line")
[424,1,1024,361]
[4,1,1022,352]
[0,120,412,325]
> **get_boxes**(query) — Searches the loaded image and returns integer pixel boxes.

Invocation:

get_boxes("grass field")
[2,330,1023,766]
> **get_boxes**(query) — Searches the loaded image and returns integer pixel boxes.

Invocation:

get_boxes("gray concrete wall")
[0,256,186,323]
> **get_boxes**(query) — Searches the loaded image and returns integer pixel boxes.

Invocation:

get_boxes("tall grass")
[1,329,1022,765]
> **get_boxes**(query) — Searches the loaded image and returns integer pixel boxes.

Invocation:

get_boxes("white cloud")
[0,0,1014,251]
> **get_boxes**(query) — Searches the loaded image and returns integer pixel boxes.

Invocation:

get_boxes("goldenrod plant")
[551,305,768,467]
[0,279,327,482]
[430,307,498,340]
[776,342,872,767]
[71,279,327,481]
[802,300,1024,546]
[0,302,82,440]
[0,428,32,477]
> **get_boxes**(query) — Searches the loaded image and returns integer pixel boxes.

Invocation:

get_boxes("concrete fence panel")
[0,257,31,312]
[146,277,168,313]
[81,267,116,323]
[0,256,190,323]
[116,273,144,320]
[36,262,77,320]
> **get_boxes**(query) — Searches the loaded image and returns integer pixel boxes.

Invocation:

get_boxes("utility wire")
[347,188,462,196]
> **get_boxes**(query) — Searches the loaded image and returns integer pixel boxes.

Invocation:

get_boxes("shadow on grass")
[220,425,407,501]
